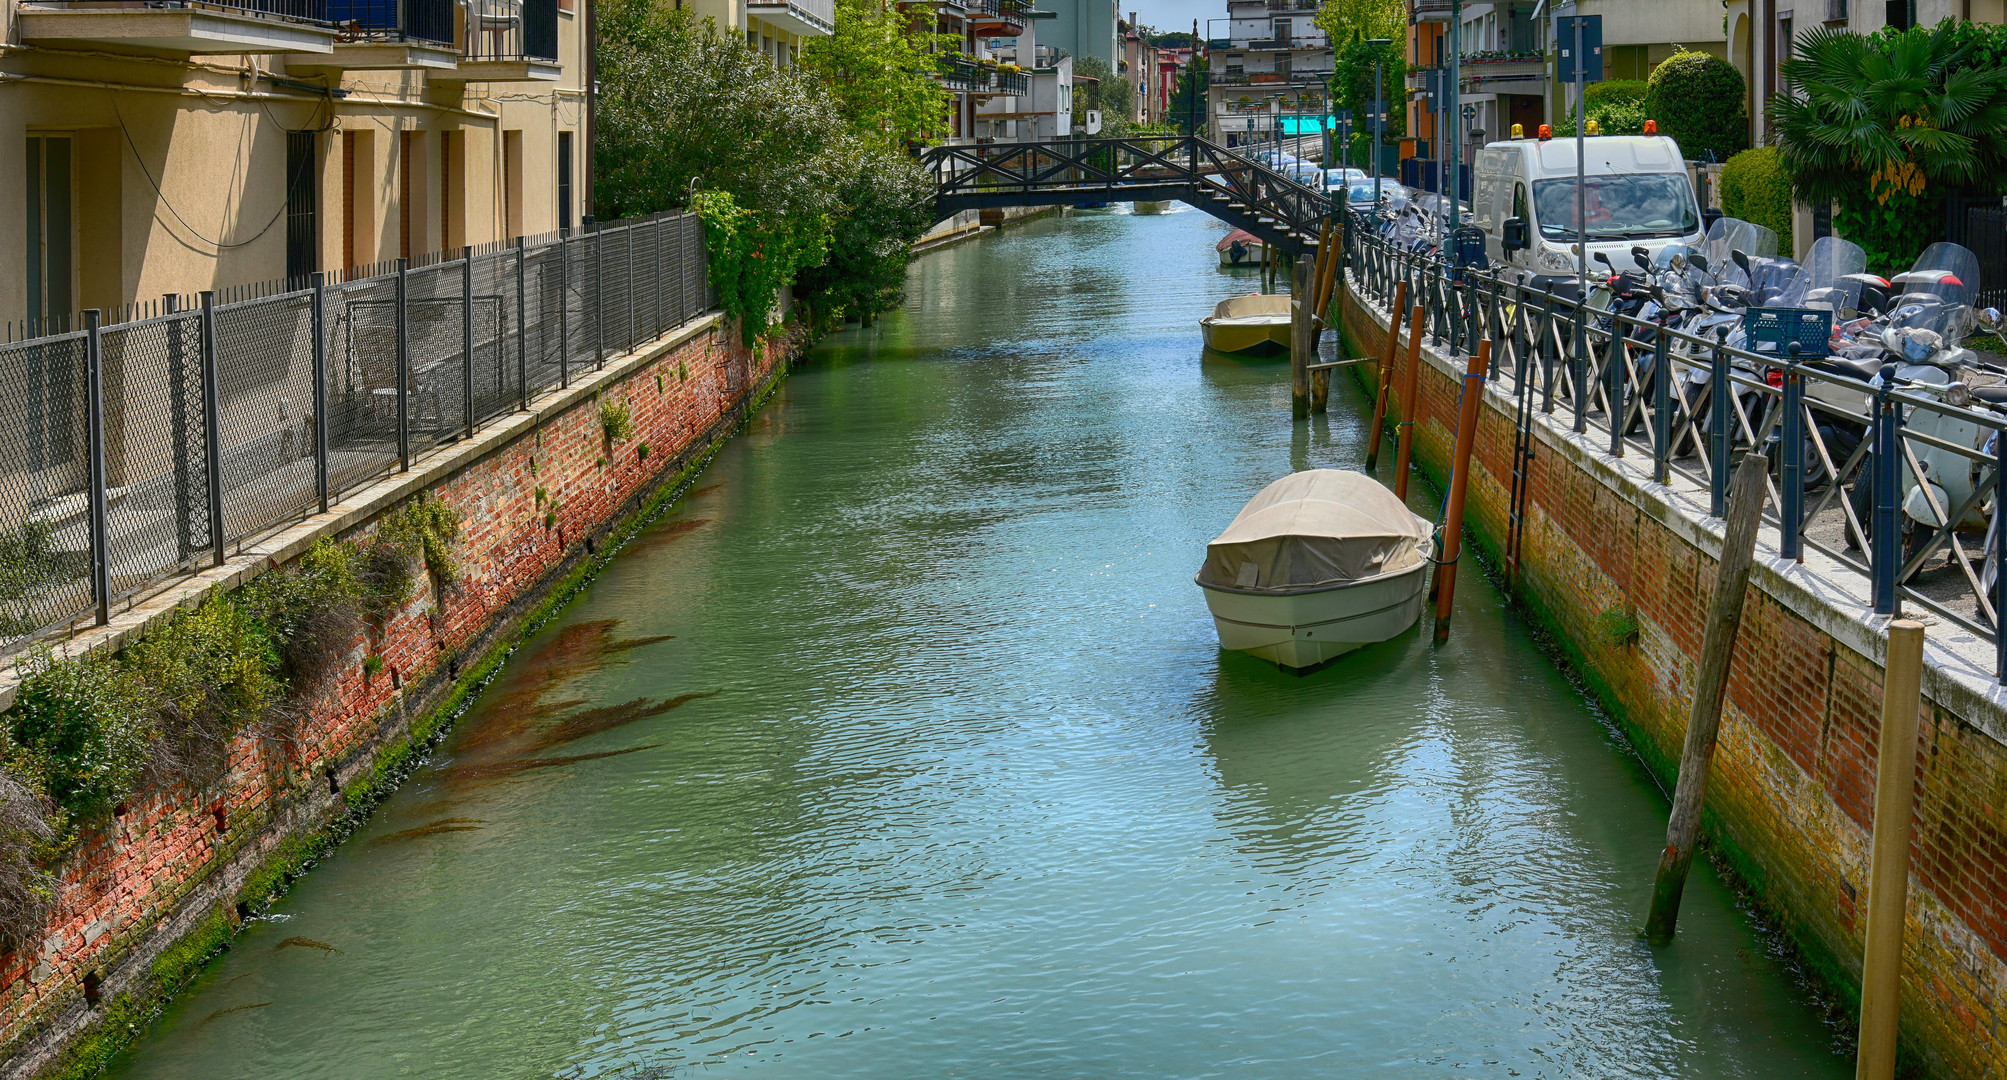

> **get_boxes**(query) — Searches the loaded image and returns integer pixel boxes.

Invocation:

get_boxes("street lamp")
[1366,37,1391,205]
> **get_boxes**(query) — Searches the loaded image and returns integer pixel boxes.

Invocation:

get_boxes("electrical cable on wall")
[113,93,305,252]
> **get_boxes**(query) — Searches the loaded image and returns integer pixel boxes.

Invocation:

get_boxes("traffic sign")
[1556,15,1603,83]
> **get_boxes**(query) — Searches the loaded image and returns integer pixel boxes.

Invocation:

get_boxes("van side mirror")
[1502,217,1529,252]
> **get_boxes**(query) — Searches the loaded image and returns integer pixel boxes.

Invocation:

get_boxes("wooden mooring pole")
[1431,339,1490,643]
[1857,619,1926,1080]
[1291,258,1313,419]
[1308,220,1342,415]
[1363,280,1409,472]
[1644,453,1769,945]
[1392,302,1426,501]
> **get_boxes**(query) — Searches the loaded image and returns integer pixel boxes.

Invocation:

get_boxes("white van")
[1469,134,1706,295]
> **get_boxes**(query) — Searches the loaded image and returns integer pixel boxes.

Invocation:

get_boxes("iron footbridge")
[921,136,1336,256]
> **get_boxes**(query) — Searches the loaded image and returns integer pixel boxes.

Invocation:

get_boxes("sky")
[1127,0,1219,41]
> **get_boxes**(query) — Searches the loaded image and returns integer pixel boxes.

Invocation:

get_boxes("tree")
[1332,38,1406,170]
[1073,54,1134,136]
[1167,53,1208,135]
[796,0,954,147]
[1772,21,2007,270]
[1313,0,1402,50]
[1148,31,1194,48]
[1643,50,1748,162]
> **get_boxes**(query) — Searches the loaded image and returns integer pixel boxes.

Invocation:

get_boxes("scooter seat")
[1810,357,1882,382]
[1968,384,2007,404]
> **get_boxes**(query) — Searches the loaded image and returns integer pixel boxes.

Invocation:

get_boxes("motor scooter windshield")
[1895,242,1982,348]
[1654,244,1706,307]
[1700,217,1778,289]
[1778,236,1867,313]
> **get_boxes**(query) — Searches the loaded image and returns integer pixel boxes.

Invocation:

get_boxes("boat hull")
[1219,243,1265,267]
[1200,315,1291,355]
[1199,563,1429,669]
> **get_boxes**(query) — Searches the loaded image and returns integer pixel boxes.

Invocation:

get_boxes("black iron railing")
[28,0,328,21]
[463,0,557,61]
[326,0,452,44]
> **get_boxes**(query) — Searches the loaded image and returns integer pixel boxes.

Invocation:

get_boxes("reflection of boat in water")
[1133,200,1170,214]
[1217,229,1264,267]
[1196,470,1434,670]
[1199,293,1292,355]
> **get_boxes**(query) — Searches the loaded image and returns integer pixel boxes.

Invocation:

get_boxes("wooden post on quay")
[1364,280,1409,472]
[1291,258,1313,419]
[1644,453,1770,945]
[1857,619,1926,1080]
[1309,220,1342,415]
[1431,340,1490,643]
[1392,302,1427,500]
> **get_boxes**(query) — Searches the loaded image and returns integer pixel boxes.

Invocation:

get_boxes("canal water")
[112,206,1851,1079]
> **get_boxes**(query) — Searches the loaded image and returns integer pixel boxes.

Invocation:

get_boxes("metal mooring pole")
[1855,618,1926,1080]
[1364,279,1410,473]
[1645,452,1769,944]
[1393,302,1427,501]
[1432,339,1490,643]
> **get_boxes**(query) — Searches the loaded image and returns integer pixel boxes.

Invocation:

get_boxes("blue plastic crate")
[1743,307,1832,359]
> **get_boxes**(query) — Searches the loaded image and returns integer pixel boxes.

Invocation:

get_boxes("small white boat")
[1217,229,1265,267]
[1196,470,1435,670]
[1133,200,1170,214]
[1200,292,1292,355]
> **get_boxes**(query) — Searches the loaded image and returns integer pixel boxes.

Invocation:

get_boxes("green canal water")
[111,206,1852,1079]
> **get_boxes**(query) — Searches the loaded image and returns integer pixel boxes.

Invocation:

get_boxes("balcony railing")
[966,0,1027,29]
[328,0,452,43]
[1210,68,1332,86]
[996,68,1029,94]
[24,0,329,23]
[937,54,986,92]
[462,0,556,60]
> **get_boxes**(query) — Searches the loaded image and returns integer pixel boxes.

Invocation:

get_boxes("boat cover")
[1209,293,1293,320]
[1198,470,1432,592]
[1216,229,1261,253]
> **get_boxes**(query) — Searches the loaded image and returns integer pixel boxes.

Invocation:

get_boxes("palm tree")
[1771,23,2007,206]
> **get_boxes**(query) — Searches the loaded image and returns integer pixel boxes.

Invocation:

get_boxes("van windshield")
[1532,174,1698,240]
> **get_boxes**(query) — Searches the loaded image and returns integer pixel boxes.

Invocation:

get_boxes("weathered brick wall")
[0,315,798,1077]
[1343,286,2007,1079]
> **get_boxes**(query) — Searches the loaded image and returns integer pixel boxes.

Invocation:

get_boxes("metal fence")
[0,211,710,655]
[1346,220,2007,678]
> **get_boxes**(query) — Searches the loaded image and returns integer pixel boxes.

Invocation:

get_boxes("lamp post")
[1367,37,1391,205]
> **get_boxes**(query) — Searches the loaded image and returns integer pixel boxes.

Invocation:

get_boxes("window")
[1512,181,1527,221]
[285,131,318,285]
[25,134,74,332]
[399,130,414,260]
[1532,174,1699,240]
[557,131,574,232]
[342,130,376,271]
[503,129,523,240]
[441,131,464,251]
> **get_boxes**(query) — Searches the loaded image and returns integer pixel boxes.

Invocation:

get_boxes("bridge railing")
[1344,222,2007,674]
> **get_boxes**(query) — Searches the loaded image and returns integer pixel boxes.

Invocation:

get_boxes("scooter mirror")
[1631,245,1651,270]
[1980,307,2002,333]
[1594,251,1614,269]
[1688,253,1710,274]
[1732,249,1751,276]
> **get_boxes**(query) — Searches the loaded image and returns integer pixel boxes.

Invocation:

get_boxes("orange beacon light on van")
[1537,124,1552,140]
[1644,119,1658,134]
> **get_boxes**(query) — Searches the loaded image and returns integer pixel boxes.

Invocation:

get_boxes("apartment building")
[685,0,834,64]
[1207,0,1332,148]
[1118,12,1158,125]
[3,0,597,331]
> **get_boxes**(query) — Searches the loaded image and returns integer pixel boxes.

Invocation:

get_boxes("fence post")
[625,223,636,353]
[312,274,329,514]
[1710,329,1730,518]
[1571,298,1588,435]
[654,214,667,335]
[516,236,530,411]
[558,229,571,390]
[396,258,410,472]
[462,247,475,438]
[1781,343,1804,562]
[164,293,196,563]
[1873,364,1901,615]
[199,292,226,567]
[1653,315,1671,483]
[84,310,110,625]
[1540,289,1556,415]
[591,217,606,369]
[1608,327,1626,458]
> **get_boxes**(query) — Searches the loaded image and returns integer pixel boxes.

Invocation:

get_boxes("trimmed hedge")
[1645,50,1748,162]
[1719,147,1794,258]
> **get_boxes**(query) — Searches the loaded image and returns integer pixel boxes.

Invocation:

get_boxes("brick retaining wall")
[0,311,799,1078]
[1343,284,2007,1079]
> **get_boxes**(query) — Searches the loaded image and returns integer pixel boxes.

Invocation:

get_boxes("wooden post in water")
[1857,619,1926,1080]
[1392,302,1426,500]
[1291,258,1313,419]
[1431,340,1490,643]
[1364,280,1409,472]
[1309,220,1342,415]
[1644,452,1770,945]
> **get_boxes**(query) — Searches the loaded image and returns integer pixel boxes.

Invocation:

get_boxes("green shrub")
[237,538,365,692]
[599,394,637,443]
[0,524,81,640]
[1645,50,1748,162]
[1719,147,1794,256]
[1555,94,1648,137]
[7,648,153,830]
[374,493,461,607]
[1585,79,1648,108]
[125,594,281,787]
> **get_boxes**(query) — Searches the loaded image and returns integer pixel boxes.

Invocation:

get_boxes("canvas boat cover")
[1209,293,1293,321]
[1216,229,1261,253]
[1197,470,1433,593]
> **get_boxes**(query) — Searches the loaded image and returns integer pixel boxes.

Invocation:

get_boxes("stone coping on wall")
[0,311,725,715]
[1345,279,2007,749]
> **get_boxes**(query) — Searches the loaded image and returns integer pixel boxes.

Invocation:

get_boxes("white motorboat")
[1216,229,1264,267]
[1195,470,1434,670]
[1199,292,1292,355]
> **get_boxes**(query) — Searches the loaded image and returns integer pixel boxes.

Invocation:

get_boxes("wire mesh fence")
[0,209,711,655]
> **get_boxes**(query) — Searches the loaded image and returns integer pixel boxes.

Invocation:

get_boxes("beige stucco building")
[2,0,591,332]
[681,0,832,66]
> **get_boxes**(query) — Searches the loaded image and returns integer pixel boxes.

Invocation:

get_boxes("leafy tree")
[1643,50,1748,162]
[797,0,953,147]
[1314,0,1402,50]
[1167,53,1208,134]
[1073,54,1134,137]
[1333,38,1406,170]
[1148,31,1193,48]
[1719,148,1795,262]
[1772,21,2007,271]
[791,142,936,327]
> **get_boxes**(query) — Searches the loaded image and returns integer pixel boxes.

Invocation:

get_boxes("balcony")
[16,0,336,55]
[1412,0,1451,19]
[747,0,833,37]
[995,68,1029,95]
[937,53,987,92]
[966,0,1027,35]
[435,0,559,81]
[1264,0,1318,8]
[285,0,457,69]
[1211,68,1331,87]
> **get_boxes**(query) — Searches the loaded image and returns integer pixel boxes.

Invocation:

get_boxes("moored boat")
[1217,229,1264,267]
[1195,470,1434,670]
[1199,293,1292,355]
